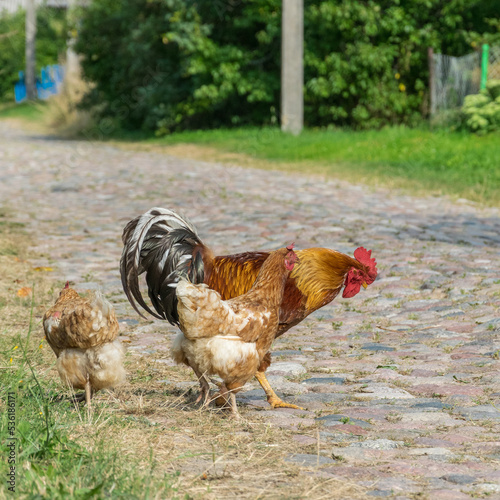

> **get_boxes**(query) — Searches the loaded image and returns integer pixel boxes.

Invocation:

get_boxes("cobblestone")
[1,122,499,497]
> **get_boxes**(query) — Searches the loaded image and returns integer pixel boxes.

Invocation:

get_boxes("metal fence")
[429,44,500,116]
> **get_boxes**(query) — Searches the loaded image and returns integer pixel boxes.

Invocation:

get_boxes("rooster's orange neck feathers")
[292,248,362,310]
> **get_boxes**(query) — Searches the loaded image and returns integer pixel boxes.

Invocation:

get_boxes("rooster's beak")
[362,282,368,289]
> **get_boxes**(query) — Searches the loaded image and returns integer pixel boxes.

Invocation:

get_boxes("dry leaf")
[17,287,32,297]
[33,266,53,272]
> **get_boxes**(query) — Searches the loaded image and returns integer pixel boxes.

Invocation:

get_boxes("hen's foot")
[71,392,86,403]
[85,376,92,419]
[228,393,240,420]
[214,392,228,407]
[194,387,210,407]
[215,384,240,418]
[192,367,211,407]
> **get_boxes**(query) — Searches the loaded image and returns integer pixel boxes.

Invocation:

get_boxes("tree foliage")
[0,7,67,102]
[74,0,499,132]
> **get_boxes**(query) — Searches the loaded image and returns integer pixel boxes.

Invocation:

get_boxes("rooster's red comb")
[354,247,377,281]
[64,281,69,289]
[286,242,295,251]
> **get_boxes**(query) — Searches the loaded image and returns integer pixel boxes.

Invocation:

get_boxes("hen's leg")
[219,383,240,419]
[207,378,229,407]
[192,366,210,407]
[254,371,303,410]
[85,374,92,418]
[228,392,240,420]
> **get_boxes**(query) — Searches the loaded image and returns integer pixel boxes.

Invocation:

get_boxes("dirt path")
[1,122,499,498]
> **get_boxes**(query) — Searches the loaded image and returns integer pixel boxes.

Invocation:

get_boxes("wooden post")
[66,0,81,77]
[428,47,436,117]
[281,0,303,135]
[25,0,37,100]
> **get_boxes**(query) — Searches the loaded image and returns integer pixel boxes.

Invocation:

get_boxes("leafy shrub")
[74,0,499,133]
[0,7,68,102]
[462,80,500,133]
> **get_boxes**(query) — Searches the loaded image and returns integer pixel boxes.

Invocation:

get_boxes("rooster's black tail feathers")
[120,207,206,325]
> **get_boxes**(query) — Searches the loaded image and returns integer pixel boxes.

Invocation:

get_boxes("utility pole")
[281,0,303,135]
[66,0,80,77]
[25,0,37,100]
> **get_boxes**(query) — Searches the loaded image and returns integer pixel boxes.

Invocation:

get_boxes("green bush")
[74,0,499,133]
[0,7,68,102]
[487,79,500,100]
[462,80,500,133]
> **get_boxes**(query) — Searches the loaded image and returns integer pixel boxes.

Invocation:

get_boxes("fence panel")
[431,51,480,114]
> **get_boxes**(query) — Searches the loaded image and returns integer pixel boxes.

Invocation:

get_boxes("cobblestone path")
[1,122,499,498]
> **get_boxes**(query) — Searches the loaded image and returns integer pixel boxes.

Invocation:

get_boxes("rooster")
[121,208,377,409]
[43,283,126,410]
[172,245,298,417]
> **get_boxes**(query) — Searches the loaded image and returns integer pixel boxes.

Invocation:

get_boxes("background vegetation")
[74,0,499,133]
[462,80,500,134]
[0,7,67,102]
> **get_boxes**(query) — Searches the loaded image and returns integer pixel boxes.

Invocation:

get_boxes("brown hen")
[43,283,126,409]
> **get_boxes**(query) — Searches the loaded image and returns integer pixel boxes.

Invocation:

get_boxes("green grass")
[0,102,46,122]
[147,126,500,206]
[0,327,178,499]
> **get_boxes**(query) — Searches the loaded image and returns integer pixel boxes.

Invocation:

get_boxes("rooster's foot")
[267,396,304,410]
[254,371,304,410]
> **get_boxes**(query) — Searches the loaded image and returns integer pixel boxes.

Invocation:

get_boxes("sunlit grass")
[0,101,46,121]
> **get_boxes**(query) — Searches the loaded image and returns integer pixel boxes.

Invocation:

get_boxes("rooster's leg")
[192,366,210,407]
[254,371,304,410]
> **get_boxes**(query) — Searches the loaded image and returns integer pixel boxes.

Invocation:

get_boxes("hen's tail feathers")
[89,291,114,320]
[120,207,206,325]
